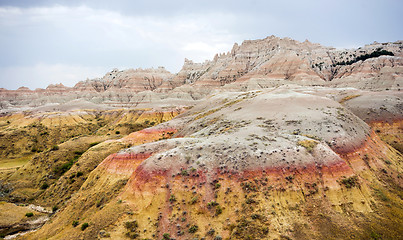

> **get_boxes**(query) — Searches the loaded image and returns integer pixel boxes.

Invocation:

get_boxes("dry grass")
[339,94,361,104]
[297,140,319,153]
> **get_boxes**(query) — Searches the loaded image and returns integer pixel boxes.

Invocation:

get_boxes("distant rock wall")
[1,36,402,111]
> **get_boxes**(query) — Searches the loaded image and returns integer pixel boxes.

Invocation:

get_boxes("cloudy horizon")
[0,0,402,90]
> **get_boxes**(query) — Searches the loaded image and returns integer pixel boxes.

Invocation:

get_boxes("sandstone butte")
[0,36,402,240]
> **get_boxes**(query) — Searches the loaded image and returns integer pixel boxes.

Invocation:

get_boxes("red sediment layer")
[338,131,392,171]
[123,127,178,145]
[100,152,153,175]
[124,132,394,192]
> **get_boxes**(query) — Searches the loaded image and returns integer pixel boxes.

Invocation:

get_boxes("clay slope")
[23,87,403,240]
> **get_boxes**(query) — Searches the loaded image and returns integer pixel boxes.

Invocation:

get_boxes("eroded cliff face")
[17,88,402,240]
[1,36,402,112]
[173,36,402,92]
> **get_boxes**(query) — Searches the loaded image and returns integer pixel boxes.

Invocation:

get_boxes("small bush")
[245,198,256,204]
[115,130,120,134]
[215,183,221,189]
[215,205,223,215]
[189,225,198,233]
[124,220,138,232]
[96,199,103,208]
[207,201,219,208]
[207,228,215,235]
[40,183,49,190]
[76,171,84,177]
[25,212,34,217]
[81,222,89,231]
[340,176,359,188]
[51,145,59,151]
[125,232,139,239]
[285,175,294,183]
[163,233,170,239]
[190,196,198,204]
[52,206,58,212]
[169,194,176,202]
[72,220,79,227]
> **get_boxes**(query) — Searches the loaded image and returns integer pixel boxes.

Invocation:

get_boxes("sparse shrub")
[215,183,221,189]
[374,189,389,202]
[207,228,215,235]
[251,213,262,220]
[25,212,33,217]
[285,175,294,183]
[72,220,79,227]
[163,233,170,239]
[124,220,139,238]
[297,140,318,153]
[189,225,198,233]
[370,231,381,240]
[181,170,188,176]
[124,220,138,231]
[245,198,256,204]
[52,206,58,212]
[96,199,102,208]
[115,130,120,134]
[169,194,176,202]
[207,201,219,208]
[215,205,223,215]
[190,196,198,204]
[40,183,49,190]
[241,181,258,192]
[340,176,359,188]
[81,222,89,231]
[51,145,59,151]
[54,161,74,175]
[335,49,393,66]
[76,171,83,177]
[214,236,223,240]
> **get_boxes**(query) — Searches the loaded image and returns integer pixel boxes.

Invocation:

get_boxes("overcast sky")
[0,0,402,90]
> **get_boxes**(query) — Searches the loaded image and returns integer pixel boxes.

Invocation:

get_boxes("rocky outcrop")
[73,67,173,93]
[177,37,402,92]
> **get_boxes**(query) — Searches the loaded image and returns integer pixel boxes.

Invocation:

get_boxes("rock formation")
[0,36,402,240]
[1,36,402,112]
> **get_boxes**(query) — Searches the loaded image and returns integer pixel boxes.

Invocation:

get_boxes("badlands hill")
[0,36,402,240]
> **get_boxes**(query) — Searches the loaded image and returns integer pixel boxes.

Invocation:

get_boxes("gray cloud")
[0,0,402,89]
